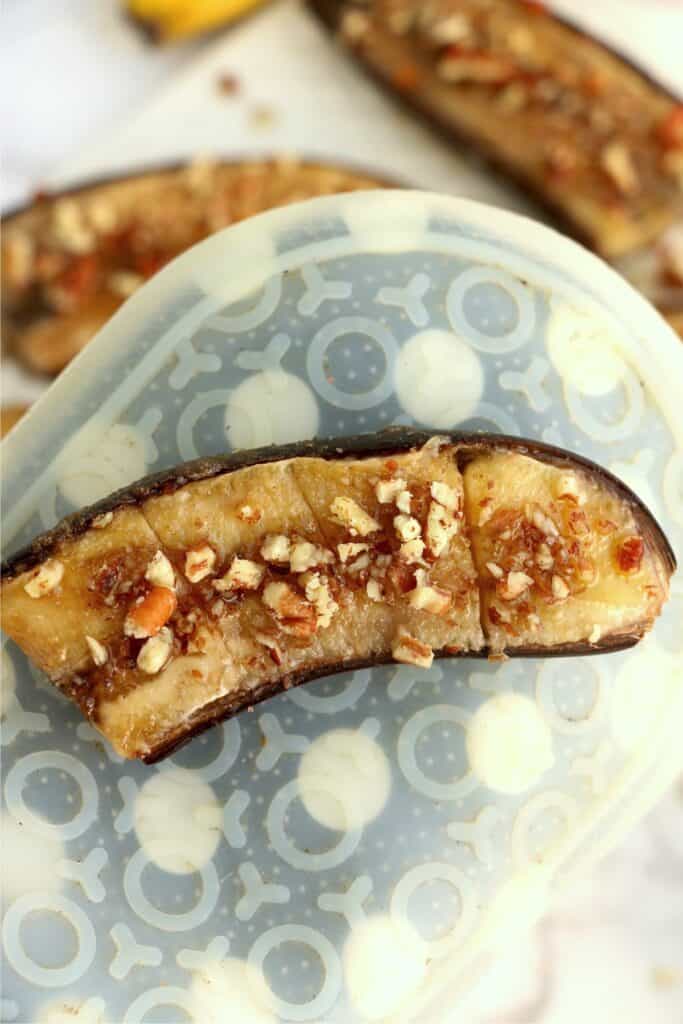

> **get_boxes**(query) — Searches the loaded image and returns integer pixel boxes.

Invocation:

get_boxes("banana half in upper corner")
[126,0,271,42]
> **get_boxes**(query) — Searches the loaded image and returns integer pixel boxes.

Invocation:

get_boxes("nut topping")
[300,573,339,629]
[430,481,459,511]
[341,9,370,42]
[600,142,639,196]
[347,552,371,574]
[184,545,216,583]
[536,543,554,570]
[375,478,407,503]
[338,542,369,563]
[85,635,108,666]
[124,587,177,639]
[145,551,175,590]
[215,557,265,592]
[255,632,283,665]
[263,581,317,637]
[532,509,559,537]
[500,571,534,600]
[486,562,504,579]
[408,577,452,616]
[107,270,143,298]
[425,12,471,46]
[551,574,570,600]
[396,490,413,514]
[399,538,426,564]
[261,534,292,563]
[24,559,64,598]
[4,231,34,289]
[290,541,334,574]
[366,579,383,602]
[392,629,434,669]
[137,627,173,675]
[426,502,458,556]
[51,198,95,254]
[330,497,380,537]
[394,514,422,543]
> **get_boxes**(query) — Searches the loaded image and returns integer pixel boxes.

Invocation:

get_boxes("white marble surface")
[1,1,682,1021]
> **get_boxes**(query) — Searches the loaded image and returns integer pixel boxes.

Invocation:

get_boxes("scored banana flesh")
[126,0,270,41]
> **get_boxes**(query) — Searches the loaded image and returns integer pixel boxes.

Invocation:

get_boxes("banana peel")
[126,0,271,42]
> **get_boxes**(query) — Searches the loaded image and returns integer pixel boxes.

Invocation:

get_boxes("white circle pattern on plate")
[4,751,98,841]
[123,849,220,932]
[1,192,682,1023]
[248,925,342,1022]
[2,893,96,988]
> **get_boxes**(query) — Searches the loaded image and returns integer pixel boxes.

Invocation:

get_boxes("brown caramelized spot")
[387,561,417,595]
[657,105,683,149]
[392,61,421,91]
[92,560,122,597]
[481,498,607,628]
[616,536,644,573]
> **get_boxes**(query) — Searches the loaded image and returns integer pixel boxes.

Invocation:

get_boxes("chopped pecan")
[338,542,369,563]
[290,541,333,574]
[24,559,64,598]
[85,635,108,667]
[399,538,426,564]
[392,629,434,669]
[376,477,407,504]
[145,551,175,590]
[430,480,459,511]
[137,627,173,675]
[426,502,458,556]
[261,534,292,563]
[600,142,639,196]
[255,632,283,666]
[263,581,317,638]
[300,572,339,629]
[394,513,422,543]
[215,557,265,592]
[408,579,452,615]
[499,571,534,600]
[330,497,380,537]
[184,545,216,583]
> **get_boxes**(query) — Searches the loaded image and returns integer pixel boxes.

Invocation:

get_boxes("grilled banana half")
[1,431,674,763]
